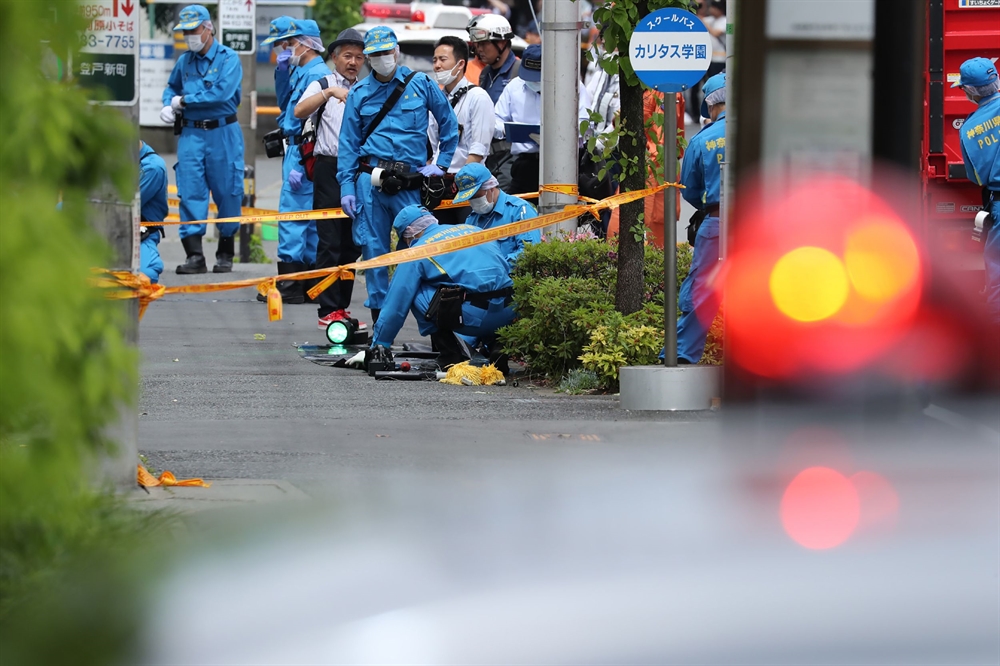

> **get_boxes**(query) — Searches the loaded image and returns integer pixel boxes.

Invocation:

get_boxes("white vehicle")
[352,2,528,74]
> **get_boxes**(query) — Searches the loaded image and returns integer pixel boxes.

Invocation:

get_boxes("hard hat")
[952,57,998,89]
[700,71,726,119]
[467,14,513,43]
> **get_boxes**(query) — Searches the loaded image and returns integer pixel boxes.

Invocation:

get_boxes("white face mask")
[369,54,396,77]
[287,44,301,68]
[524,79,541,93]
[434,64,461,87]
[185,34,205,53]
[470,194,496,215]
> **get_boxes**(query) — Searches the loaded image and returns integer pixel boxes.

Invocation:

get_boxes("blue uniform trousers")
[985,200,1000,325]
[354,172,421,309]
[139,232,163,284]
[677,217,721,363]
[277,143,318,264]
[175,123,242,240]
[411,287,516,346]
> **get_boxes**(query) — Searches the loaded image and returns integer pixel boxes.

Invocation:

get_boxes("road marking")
[527,433,601,442]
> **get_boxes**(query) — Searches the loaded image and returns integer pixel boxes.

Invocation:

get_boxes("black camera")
[262,129,285,159]
[365,345,395,376]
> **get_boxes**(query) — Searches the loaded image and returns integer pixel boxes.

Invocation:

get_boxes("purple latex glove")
[289,169,304,192]
[276,49,292,72]
[417,164,445,178]
[341,195,356,219]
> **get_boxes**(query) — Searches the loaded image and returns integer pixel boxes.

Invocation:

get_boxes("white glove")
[170,95,184,111]
[345,350,366,368]
[159,106,176,124]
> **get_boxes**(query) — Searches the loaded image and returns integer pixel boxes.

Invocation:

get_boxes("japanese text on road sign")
[219,0,257,54]
[629,7,712,92]
[78,0,139,105]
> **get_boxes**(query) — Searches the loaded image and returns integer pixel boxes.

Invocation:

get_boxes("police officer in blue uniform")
[160,5,243,275]
[338,26,459,326]
[369,205,516,368]
[139,141,168,284]
[955,57,1000,325]
[261,19,332,303]
[675,72,726,364]
[453,162,540,272]
[265,16,295,119]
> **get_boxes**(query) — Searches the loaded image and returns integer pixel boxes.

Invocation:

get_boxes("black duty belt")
[181,114,238,130]
[704,203,720,217]
[466,287,514,309]
[316,154,338,163]
[360,157,412,174]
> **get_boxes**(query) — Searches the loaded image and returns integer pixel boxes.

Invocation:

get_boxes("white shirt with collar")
[300,68,356,157]
[494,78,590,155]
[427,78,495,173]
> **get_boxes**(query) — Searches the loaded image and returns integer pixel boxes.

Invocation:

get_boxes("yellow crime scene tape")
[101,183,678,322]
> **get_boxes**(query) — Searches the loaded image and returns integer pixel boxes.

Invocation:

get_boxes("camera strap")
[362,71,417,146]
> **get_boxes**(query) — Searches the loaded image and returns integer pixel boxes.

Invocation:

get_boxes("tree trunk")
[614,65,647,315]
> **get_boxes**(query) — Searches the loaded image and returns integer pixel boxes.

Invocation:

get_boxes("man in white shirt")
[293,28,365,328]
[494,43,590,196]
[427,36,496,225]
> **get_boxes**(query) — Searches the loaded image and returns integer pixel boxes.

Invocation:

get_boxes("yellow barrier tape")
[540,183,580,196]
[99,183,678,320]
[161,203,281,224]
[138,464,211,488]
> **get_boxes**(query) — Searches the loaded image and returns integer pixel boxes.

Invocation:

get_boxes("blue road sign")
[629,8,712,92]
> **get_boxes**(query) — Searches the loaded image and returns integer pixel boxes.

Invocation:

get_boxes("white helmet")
[467,14,513,42]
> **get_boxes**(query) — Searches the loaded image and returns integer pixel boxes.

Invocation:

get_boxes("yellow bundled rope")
[439,362,506,386]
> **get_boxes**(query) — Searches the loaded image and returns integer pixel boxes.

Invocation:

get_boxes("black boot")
[277,261,306,304]
[213,235,235,273]
[370,308,381,327]
[176,235,208,274]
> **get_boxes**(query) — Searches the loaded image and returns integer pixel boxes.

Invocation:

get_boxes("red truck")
[922,0,999,289]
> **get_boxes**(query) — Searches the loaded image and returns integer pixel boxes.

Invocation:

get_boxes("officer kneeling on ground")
[453,162,540,272]
[368,205,516,369]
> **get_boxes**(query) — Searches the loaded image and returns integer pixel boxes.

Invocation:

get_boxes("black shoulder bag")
[362,71,417,145]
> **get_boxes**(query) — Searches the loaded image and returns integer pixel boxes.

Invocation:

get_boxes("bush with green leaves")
[580,321,663,389]
[1,1,167,661]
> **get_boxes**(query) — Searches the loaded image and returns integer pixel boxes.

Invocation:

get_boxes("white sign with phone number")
[78,0,139,105]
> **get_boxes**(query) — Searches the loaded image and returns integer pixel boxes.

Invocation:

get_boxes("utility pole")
[539,0,581,234]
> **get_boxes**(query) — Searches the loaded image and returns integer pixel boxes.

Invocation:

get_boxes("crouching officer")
[369,205,516,368]
[453,162,540,272]
[675,72,726,364]
[337,26,459,326]
[954,57,1000,325]
[160,4,243,274]
[139,141,167,284]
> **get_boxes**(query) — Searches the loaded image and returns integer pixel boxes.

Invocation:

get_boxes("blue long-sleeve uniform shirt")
[279,57,331,139]
[465,191,540,271]
[960,92,1000,192]
[337,66,460,198]
[680,112,726,209]
[162,40,241,121]
[139,142,168,222]
[372,223,514,347]
[275,66,292,124]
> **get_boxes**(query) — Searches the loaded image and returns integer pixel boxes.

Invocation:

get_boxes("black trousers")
[313,156,361,316]
[434,204,470,225]
[509,152,540,198]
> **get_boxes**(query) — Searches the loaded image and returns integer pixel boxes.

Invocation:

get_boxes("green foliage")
[235,232,270,264]
[556,369,602,395]
[313,0,362,43]
[580,321,663,389]
[1,1,164,660]
[500,237,693,379]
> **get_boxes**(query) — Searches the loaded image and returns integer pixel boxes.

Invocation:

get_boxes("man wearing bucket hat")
[160,4,243,275]
[494,43,590,197]
[954,57,1000,324]
[367,205,515,368]
[672,71,726,364]
[337,26,459,327]
[453,162,540,272]
[260,19,332,303]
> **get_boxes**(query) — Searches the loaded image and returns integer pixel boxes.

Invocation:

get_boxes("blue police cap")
[261,16,294,46]
[700,71,726,119]
[453,163,494,204]
[392,204,435,239]
[952,57,998,89]
[364,26,399,55]
[520,44,541,83]
[173,4,210,32]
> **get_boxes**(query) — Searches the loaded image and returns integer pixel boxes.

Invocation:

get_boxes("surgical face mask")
[524,79,541,93]
[185,34,205,53]
[434,64,461,87]
[470,194,496,215]
[287,43,302,68]
[369,54,396,77]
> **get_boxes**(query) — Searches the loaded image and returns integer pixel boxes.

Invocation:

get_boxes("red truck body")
[922,0,999,281]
